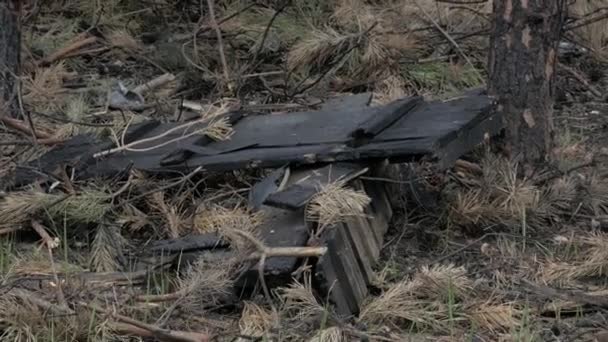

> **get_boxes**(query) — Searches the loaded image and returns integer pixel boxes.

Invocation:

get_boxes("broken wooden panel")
[192,96,419,153]
[349,96,422,145]
[235,206,310,289]
[315,224,367,316]
[340,217,376,284]
[248,166,288,210]
[264,163,367,210]
[13,92,499,186]
[433,107,503,169]
[313,166,394,317]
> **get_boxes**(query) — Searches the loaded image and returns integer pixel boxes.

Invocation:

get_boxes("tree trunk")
[0,0,21,118]
[488,0,567,164]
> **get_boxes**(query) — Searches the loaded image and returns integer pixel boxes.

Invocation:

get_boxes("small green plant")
[512,304,538,342]
[0,236,15,277]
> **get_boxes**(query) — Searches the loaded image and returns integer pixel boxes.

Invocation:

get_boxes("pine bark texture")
[0,0,21,118]
[488,0,567,163]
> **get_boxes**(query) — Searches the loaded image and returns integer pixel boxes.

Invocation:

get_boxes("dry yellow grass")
[541,232,608,284]
[107,29,142,52]
[359,279,452,332]
[148,191,188,238]
[466,301,521,334]
[179,253,236,309]
[308,326,345,342]
[22,62,69,112]
[194,204,264,234]
[360,264,472,332]
[287,27,360,72]
[447,154,583,232]
[415,264,474,300]
[238,301,275,340]
[306,181,370,228]
[278,275,326,324]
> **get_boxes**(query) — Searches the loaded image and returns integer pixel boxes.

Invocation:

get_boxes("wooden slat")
[349,96,422,144]
[315,245,355,316]
[315,225,367,316]
[264,163,367,210]
[235,206,310,289]
[15,93,499,186]
[361,179,392,244]
[340,219,375,285]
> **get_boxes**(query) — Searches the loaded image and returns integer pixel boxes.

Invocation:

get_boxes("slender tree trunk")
[0,0,21,118]
[488,0,567,164]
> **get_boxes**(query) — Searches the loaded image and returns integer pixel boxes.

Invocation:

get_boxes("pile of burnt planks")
[12,89,501,316]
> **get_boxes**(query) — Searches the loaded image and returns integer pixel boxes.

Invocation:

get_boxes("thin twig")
[247,1,290,74]
[206,0,233,92]
[31,220,67,309]
[558,62,603,99]
[117,166,203,206]
[93,110,229,159]
[133,73,177,95]
[0,115,51,139]
[290,23,378,97]
[81,302,210,342]
[414,0,485,79]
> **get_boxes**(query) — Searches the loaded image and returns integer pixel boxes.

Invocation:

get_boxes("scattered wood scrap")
[8,90,501,317]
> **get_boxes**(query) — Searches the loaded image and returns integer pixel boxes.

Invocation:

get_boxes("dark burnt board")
[264,163,368,210]
[13,90,500,187]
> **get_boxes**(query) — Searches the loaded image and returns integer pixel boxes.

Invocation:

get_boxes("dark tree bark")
[0,0,21,118]
[488,0,567,164]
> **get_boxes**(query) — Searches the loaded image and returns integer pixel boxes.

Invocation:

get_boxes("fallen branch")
[38,33,98,66]
[0,115,51,139]
[10,288,74,316]
[247,246,327,260]
[558,62,603,99]
[82,302,210,342]
[8,288,208,342]
[133,73,176,95]
[136,245,326,303]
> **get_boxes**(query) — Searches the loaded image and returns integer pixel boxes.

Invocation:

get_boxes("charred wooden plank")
[312,165,395,317]
[264,163,367,210]
[340,218,375,285]
[315,224,366,317]
[235,206,310,290]
[349,96,422,146]
[14,91,500,185]
[248,166,289,210]
[185,95,416,153]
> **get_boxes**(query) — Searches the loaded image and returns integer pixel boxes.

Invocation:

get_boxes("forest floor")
[2,1,608,341]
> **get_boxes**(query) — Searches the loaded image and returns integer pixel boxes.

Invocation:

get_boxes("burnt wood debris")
[13,89,502,316]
